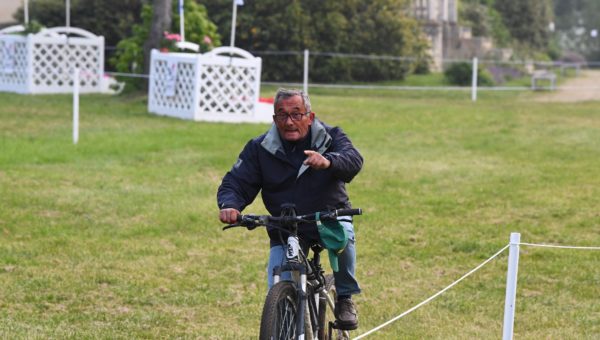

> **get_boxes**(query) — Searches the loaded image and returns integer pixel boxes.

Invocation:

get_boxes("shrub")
[444,62,494,86]
[23,20,44,34]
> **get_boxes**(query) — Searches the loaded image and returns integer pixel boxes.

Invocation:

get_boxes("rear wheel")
[259,281,298,340]
[318,275,347,340]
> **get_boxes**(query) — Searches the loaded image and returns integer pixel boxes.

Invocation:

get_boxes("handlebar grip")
[336,208,362,216]
[235,214,259,230]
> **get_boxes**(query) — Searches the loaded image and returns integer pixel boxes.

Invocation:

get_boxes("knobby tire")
[259,281,298,340]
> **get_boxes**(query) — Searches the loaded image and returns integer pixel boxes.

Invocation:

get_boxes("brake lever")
[222,218,259,231]
[222,224,242,231]
[222,224,256,231]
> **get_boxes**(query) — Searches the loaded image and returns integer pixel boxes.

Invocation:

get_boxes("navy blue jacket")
[217,119,363,243]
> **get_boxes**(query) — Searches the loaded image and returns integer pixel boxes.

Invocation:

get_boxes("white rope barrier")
[519,242,600,250]
[353,237,600,339]
[353,244,510,340]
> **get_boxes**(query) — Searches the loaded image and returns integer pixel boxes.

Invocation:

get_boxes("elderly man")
[217,88,363,329]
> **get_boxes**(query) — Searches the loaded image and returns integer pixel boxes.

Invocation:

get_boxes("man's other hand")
[303,150,331,170]
[220,208,240,224]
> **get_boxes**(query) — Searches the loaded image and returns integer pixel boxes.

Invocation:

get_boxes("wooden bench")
[531,71,556,91]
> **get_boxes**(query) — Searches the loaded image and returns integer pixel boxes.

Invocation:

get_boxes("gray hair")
[274,88,312,113]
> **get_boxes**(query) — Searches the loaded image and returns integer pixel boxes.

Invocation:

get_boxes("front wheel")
[259,281,298,340]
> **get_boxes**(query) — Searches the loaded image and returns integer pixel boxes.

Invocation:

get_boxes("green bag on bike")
[316,212,348,272]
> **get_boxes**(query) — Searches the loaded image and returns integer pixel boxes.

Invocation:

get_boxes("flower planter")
[148,46,271,123]
[0,26,104,94]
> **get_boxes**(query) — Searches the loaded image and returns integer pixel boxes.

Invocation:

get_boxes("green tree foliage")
[459,1,510,47]
[460,1,511,47]
[459,0,556,57]
[462,4,490,37]
[487,7,512,48]
[204,0,429,82]
[111,5,153,77]
[110,1,221,86]
[12,0,145,47]
[174,2,221,48]
[494,0,553,51]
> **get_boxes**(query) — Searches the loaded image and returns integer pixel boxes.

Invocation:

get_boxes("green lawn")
[1,88,599,339]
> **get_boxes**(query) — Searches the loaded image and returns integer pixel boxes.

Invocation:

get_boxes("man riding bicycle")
[217,88,363,330]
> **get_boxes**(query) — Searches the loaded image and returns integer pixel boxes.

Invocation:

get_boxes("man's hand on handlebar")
[219,208,240,224]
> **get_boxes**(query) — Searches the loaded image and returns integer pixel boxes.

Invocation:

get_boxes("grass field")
[1,87,599,339]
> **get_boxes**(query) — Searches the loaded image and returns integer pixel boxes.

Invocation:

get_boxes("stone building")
[412,0,504,70]
[0,0,20,28]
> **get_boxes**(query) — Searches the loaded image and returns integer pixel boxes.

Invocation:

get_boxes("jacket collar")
[310,119,332,154]
[261,119,332,178]
[261,123,284,156]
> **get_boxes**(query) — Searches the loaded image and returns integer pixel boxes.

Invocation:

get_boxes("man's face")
[273,95,314,142]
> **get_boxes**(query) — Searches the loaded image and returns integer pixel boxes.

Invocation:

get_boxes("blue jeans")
[267,220,361,297]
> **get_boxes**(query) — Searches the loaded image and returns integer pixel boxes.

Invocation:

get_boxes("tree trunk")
[143,0,172,75]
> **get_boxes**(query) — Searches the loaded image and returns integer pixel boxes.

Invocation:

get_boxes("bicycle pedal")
[329,321,350,340]
[329,321,344,330]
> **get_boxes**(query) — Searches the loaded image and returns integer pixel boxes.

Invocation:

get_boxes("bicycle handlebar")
[222,208,362,231]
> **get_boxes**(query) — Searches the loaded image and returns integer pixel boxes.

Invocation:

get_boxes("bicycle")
[223,203,363,340]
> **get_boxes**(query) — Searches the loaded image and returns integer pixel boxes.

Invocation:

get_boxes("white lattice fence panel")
[148,47,264,123]
[31,39,102,93]
[148,51,198,119]
[0,35,28,93]
[198,63,258,115]
[192,47,262,122]
[0,26,104,94]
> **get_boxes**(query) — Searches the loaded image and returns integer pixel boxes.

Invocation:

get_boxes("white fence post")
[303,49,309,94]
[24,0,29,25]
[66,0,71,28]
[230,0,237,47]
[73,68,79,144]
[471,57,478,102]
[179,0,185,42]
[502,232,521,340]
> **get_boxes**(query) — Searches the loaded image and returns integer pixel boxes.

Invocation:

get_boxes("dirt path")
[534,70,600,103]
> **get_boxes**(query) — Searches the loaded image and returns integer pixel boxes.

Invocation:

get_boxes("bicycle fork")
[273,235,310,340]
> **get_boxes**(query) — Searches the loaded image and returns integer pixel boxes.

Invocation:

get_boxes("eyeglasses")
[273,112,308,122]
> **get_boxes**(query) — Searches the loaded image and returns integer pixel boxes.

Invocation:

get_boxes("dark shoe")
[335,298,358,330]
